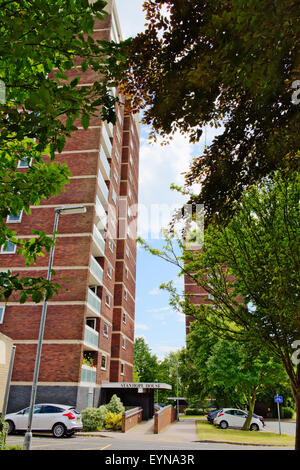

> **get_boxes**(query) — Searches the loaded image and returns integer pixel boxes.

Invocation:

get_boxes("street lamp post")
[23,206,86,450]
[176,361,179,421]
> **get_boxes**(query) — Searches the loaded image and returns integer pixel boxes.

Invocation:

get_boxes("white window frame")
[120,362,125,375]
[115,148,120,163]
[17,158,32,169]
[122,311,127,325]
[7,210,23,224]
[105,292,111,308]
[103,322,109,338]
[0,305,5,324]
[0,241,16,254]
[126,245,130,258]
[109,239,114,253]
[125,266,129,279]
[101,354,107,370]
[107,264,113,279]
[124,288,128,301]
[113,169,118,184]
[112,189,117,205]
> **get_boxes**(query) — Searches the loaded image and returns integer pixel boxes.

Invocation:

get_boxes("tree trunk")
[243,394,256,430]
[294,391,300,450]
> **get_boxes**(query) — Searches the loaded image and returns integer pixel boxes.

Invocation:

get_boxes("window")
[103,322,109,338]
[86,318,96,330]
[0,306,5,324]
[114,169,118,184]
[1,241,16,254]
[124,288,128,301]
[7,210,23,223]
[122,336,126,349]
[125,266,129,279]
[107,264,113,279]
[105,292,111,308]
[120,362,125,375]
[112,189,117,205]
[18,158,31,169]
[122,312,127,325]
[115,148,120,163]
[101,354,107,370]
[126,245,130,258]
[116,127,122,144]
[129,154,133,166]
[128,188,132,200]
[109,239,114,253]
[41,405,64,414]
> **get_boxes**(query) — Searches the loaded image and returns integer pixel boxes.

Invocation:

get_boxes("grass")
[195,421,295,446]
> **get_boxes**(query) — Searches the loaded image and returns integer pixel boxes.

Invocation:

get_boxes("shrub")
[81,406,107,431]
[105,412,122,431]
[0,415,8,450]
[106,395,125,415]
[184,408,203,416]
[281,407,294,419]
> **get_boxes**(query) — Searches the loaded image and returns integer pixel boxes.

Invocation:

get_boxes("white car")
[213,408,263,431]
[5,403,83,438]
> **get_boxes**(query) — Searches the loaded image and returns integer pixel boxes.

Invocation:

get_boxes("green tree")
[133,337,159,382]
[0,0,129,302]
[206,338,287,430]
[121,0,300,223]
[139,171,300,448]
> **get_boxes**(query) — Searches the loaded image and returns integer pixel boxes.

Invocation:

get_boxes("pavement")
[78,417,199,443]
[77,416,297,446]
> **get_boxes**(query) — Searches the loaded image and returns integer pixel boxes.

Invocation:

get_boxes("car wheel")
[6,420,15,435]
[250,423,259,431]
[52,423,66,438]
[219,420,228,429]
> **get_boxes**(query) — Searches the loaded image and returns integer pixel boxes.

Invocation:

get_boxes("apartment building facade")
[0,0,140,412]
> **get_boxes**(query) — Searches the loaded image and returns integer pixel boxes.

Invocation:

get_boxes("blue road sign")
[274,396,283,403]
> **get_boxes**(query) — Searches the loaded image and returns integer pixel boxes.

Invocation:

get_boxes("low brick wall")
[122,407,143,433]
[154,405,176,434]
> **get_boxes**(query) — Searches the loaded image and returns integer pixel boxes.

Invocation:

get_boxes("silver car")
[5,403,83,438]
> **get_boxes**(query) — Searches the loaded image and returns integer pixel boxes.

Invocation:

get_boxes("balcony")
[87,288,101,317]
[104,120,114,138]
[92,225,105,258]
[97,170,109,206]
[81,364,97,384]
[84,324,99,351]
[89,255,103,286]
[95,196,107,230]
[99,147,110,180]
[101,123,112,157]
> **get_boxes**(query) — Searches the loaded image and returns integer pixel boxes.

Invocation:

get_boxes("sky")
[114,1,219,361]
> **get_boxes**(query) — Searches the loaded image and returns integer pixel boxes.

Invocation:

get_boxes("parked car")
[5,403,83,438]
[253,412,265,427]
[213,408,263,431]
[207,409,222,424]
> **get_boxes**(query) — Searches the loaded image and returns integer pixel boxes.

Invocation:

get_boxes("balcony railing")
[99,147,110,180]
[81,364,97,384]
[97,170,109,206]
[87,288,101,317]
[84,324,99,351]
[89,255,103,286]
[101,123,112,156]
[92,225,105,257]
[95,196,107,230]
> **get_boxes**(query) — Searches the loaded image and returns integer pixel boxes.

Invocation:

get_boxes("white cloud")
[147,306,170,313]
[148,287,161,296]
[135,323,149,331]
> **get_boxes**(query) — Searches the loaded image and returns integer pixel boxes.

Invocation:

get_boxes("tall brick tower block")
[0,0,140,411]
